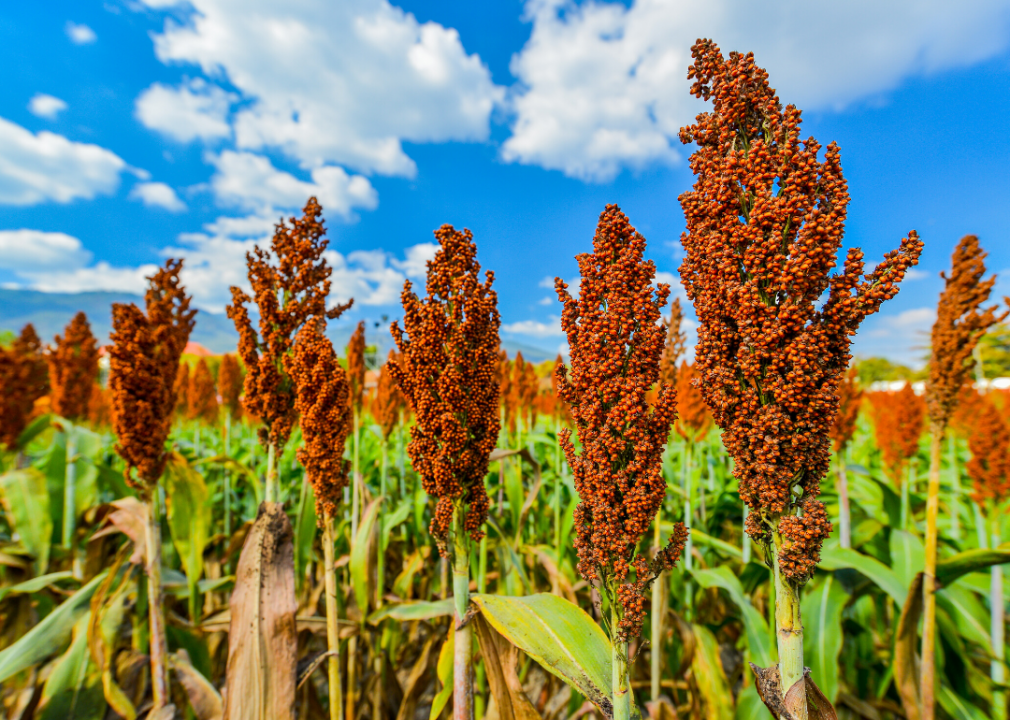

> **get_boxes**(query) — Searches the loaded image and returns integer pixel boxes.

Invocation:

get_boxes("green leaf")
[163,453,211,584]
[0,570,76,603]
[818,545,906,607]
[937,684,988,720]
[0,467,53,575]
[735,684,766,720]
[294,479,317,593]
[37,615,106,720]
[382,501,412,545]
[367,598,455,624]
[0,570,107,682]
[938,547,1010,587]
[471,592,612,712]
[690,624,734,720]
[800,574,848,704]
[351,497,383,615]
[690,566,774,668]
[936,585,991,652]
[889,529,924,590]
[429,624,454,720]
[678,526,742,560]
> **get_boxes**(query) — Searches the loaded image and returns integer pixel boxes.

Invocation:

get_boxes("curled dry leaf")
[90,497,147,565]
[473,614,542,720]
[750,664,838,720]
[170,649,223,720]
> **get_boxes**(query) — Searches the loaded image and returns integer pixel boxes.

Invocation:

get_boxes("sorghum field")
[2,40,1009,720]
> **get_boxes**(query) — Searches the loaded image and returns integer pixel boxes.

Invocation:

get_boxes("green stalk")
[651,516,663,701]
[612,601,631,720]
[377,438,387,609]
[452,503,474,720]
[921,429,943,720]
[772,532,805,719]
[224,413,232,537]
[145,488,170,709]
[993,514,1007,720]
[900,462,910,531]
[554,417,562,556]
[683,442,694,618]
[949,435,961,542]
[351,410,360,538]
[743,502,752,564]
[62,425,77,555]
[324,516,342,720]
[836,450,851,549]
[265,441,277,503]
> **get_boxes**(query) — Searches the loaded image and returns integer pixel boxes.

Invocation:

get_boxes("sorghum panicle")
[347,321,366,413]
[47,312,99,421]
[659,298,687,388]
[285,318,353,520]
[555,204,687,642]
[109,259,196,488]
[967,396,1010,506]
[390,225,501,547]
[218,354,244,421]
[227,197,351,449]
[0,324,48,450]
[926,235,1007,432]
[868,384,924,485]
[188,358,219,424]
[829,366,862,453]
[174,363,190,418]
[373,350,406,441]
[678,40,922,583]
[675,361,711,442]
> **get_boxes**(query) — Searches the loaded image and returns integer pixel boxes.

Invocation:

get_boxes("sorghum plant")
[869,384,925,527]
[108,259,196,711]
[0,324,48,455]
[218,353,243,535]
[659,297,687,388]
[47,311,100,550]
[347,320,366,534]
[829,366,862,549]
[555,204,688,720]
[189,358,220,425]
[677,38,923,714]
[922,236,1006,720]
[227,196,351,502]
[285,317,353,720]
[174,361,191,419]
[390,224,501,720]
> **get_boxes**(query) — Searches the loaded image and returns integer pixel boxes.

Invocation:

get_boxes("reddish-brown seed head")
[0,324,49,449]
[47,312,99,421]
[868,384,924,485]
[188,358,219,424]
[347,321,366,413]
[967,395,1010,507]
[218,353,244,421]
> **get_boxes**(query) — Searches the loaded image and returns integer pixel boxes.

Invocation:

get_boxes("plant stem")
[683,442,693,619]
[836,450,851,549]
[921,429,942,720]
[993,515,1007,720]
[62,425,77,561]
[949,435,961,542]
[145,488,170,710]
[900,462,910,531]
[452,503,474,720]
[351,410,360,538]
[345,634,357,720]
[651,516,663,702]
[224,413,232,538]
[377,438,387,609]
[323,515,342,720]
[743,501,751,564]
[266,441,277,503]
[554,417,562,557]
[612,602,631,720]
[772,532,806,719]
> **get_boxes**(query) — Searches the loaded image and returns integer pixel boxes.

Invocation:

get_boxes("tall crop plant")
[922,235,1005,720]
[554,204,688,720]
[828,366,861,549]
[677,39,923,718]
[0,324,48,460]
[108,259,196,711]
[390,224,501,720]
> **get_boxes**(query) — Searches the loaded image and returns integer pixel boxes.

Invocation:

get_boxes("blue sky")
[2,0,1010,365]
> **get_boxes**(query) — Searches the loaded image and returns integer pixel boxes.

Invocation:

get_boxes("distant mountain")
[0,289,239,353]
[0,288,559,362]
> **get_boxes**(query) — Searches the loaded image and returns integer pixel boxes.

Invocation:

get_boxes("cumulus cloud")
[141,0,503,177]
[135,78,235,143]
[854,306,935,366]
[19,262,159,295]
[0,229,92,272]
[390,242,437,279]
[501,315,564,337]
[504,0,1010,180]
[0,116,126,205]
[129,181,188,211]
[28,94,68,120]
[66,22,97,45]
[208,150,378,218]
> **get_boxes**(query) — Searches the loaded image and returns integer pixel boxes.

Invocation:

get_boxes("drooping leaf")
[471,592,612,715]
[937,685,988,720]
[0,570,75,603]
[473,614,543,720]
[818,545,906,606]
[368,598,455,624]
[691,623,734,720]
[429,623,455,720]
[893,572,923,720]
[222,502,297,720]
[395,635,436,720]
[691,566,774,668]
[937,547,1010,586]
[937,584,992,652]
[90,497,147,564]
[171,649,224,720]
[0,467,53,574]
[293,479,317,593]
[163,452,211,584]
[36,615,106,720]
[801,574,849,704]
[0,570,107,682]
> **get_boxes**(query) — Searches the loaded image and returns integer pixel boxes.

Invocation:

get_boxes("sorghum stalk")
[992,515,1006,720]
[555,205,688,715]
[650,516,663,701]
[390,224,501,720]
[922,236,1005,720]
[949,435,961,542]
[63,427,77,549]
[109,260,195,711]
[678,39,922,712]
[323,517,343,720]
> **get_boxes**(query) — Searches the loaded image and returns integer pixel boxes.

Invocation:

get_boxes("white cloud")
[28,94,68,120]
[140,0,503,177]
[135,78,235,143]
[390,242,437,279]
[66,22,97,45]
[209,150,378,218]
[538,275,556,288]
[538,296,554,306]
[17,262,160,295]
[855,305,935,366]
[129,181,188,212]
[0,116,126,205]
[504,0,1010,180]
[904,268,929,281]
[0,230,92,272]
[501,315,564,337]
